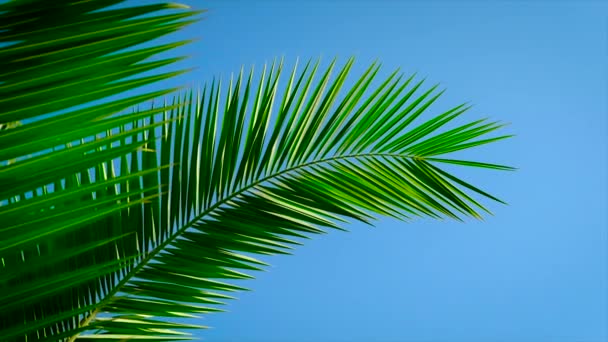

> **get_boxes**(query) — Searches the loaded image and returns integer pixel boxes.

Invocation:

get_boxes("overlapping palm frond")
[1,1,513,341]
[58,58,512,340]
[0,0,199,341]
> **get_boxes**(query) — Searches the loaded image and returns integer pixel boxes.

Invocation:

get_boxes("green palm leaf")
[49,58,510,340]
[1,2,513,340]
[0,0,199,341]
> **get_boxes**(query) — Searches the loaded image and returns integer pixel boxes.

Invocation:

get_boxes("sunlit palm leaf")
[0,0,199,341]
[67,58,513,340]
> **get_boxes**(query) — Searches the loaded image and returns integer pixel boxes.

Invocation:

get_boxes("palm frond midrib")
[70,150,421,336]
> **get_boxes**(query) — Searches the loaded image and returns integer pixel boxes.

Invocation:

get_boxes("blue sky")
[139,1,606,341]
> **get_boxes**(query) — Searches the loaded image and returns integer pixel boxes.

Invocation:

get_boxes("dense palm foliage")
[0,0,513,341]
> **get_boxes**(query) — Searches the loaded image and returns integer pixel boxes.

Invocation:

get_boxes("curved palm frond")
[0,0,199,341]
[56,58,512,340]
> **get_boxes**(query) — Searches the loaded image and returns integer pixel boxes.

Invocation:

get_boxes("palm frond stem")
[67,151,424,339]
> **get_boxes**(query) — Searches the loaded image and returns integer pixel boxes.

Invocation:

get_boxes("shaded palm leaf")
[0,0,199,341]
[63,58,513,340]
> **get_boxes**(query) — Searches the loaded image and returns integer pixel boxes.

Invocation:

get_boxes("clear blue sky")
[141,1,606,341]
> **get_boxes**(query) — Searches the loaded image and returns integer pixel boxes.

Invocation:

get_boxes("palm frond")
[0,0,199,341]
[57,58,512,340]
